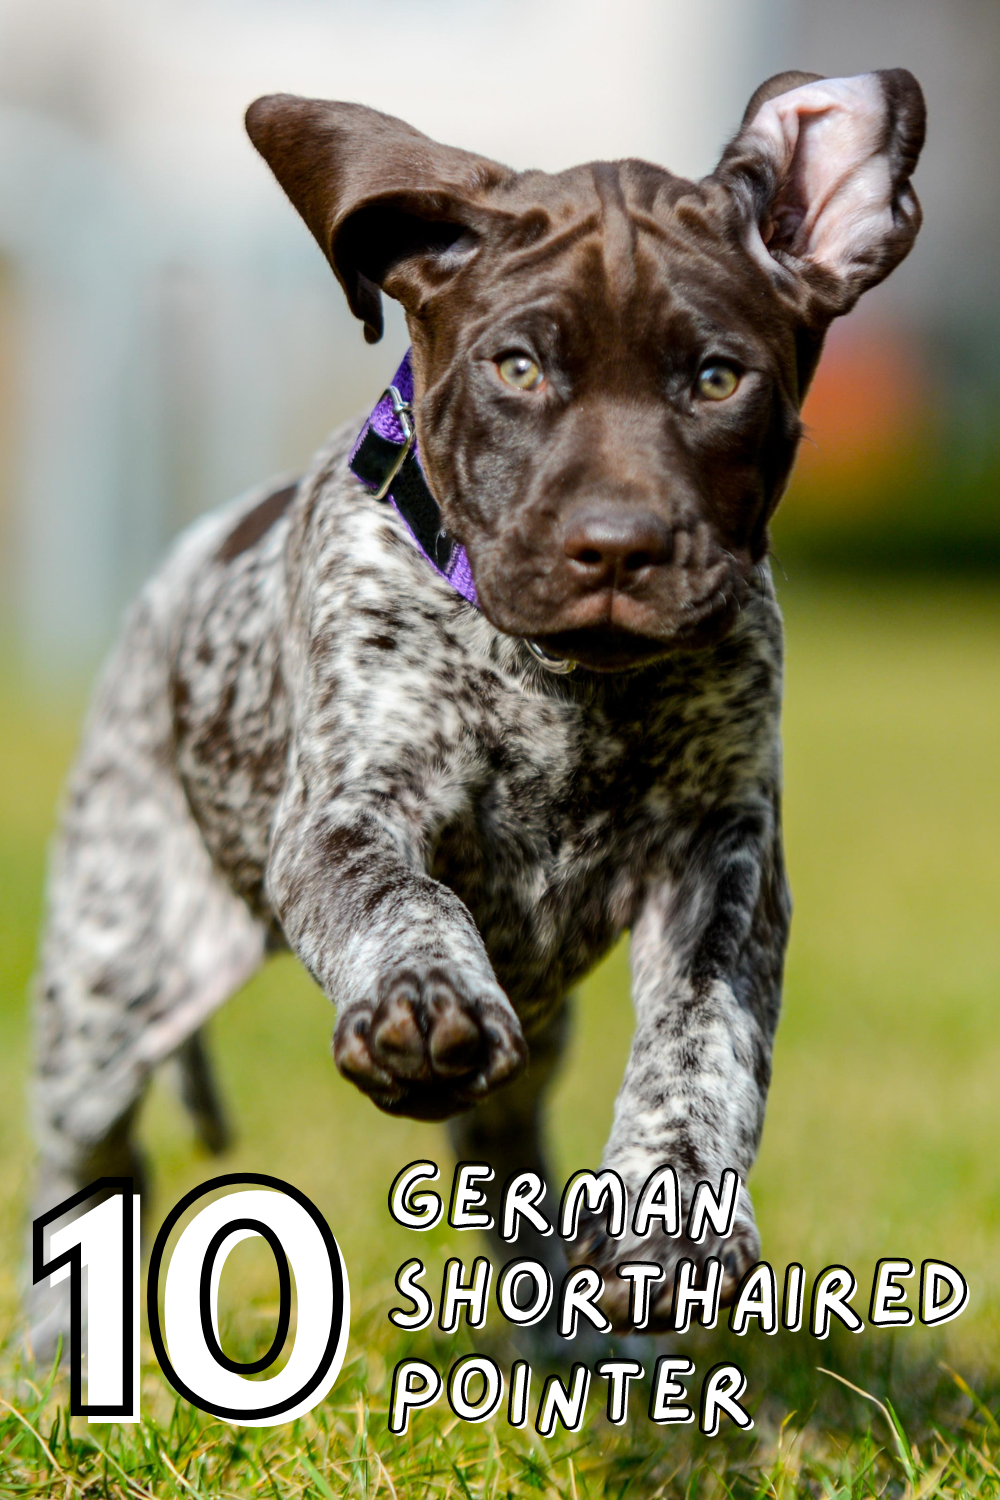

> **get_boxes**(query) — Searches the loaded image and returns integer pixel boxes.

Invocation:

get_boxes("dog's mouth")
[473,539,748,673]
[523,592,741,673]
[526,626,674,672]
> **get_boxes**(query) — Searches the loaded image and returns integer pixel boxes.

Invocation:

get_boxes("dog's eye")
[696,362,741,401]
[497,353,544,391]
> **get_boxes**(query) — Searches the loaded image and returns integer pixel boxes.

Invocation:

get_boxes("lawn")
[0,577,998,1497]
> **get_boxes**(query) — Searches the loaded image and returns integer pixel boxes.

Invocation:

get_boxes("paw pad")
[333,965,526,1120]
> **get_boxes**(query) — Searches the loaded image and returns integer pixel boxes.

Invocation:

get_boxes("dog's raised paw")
[333,964,526,1119]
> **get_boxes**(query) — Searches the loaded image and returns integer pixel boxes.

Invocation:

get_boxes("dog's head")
[247,71,924,670]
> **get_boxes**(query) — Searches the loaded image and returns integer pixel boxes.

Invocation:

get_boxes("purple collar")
[348,350,478,607]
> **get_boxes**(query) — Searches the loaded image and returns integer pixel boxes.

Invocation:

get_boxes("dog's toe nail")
[483,1028,526,1085]
[335,1022,383,1085]
[371,998,426,1077]
[720,1237,758,1303]
[720,1252,741,1303]
[429,1006,481,1076]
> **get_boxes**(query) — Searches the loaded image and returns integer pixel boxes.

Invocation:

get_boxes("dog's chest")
[425,623,782,1017]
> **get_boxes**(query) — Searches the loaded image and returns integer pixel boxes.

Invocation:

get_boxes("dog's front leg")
[588,802,790,1328]
[266,791,526,1120]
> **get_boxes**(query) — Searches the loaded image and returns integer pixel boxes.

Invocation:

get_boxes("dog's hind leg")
[26,591,267,1360]
[174,1029,233,1156]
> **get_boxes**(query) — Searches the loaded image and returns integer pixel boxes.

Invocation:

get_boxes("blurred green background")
[1,576,997,1385]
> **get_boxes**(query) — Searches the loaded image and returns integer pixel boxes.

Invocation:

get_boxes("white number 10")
[33,1172,349,1426]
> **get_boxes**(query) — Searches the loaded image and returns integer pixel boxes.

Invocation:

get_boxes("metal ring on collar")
[524,638,576,674]
[371,385,415,501]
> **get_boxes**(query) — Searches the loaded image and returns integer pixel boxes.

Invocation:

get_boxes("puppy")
[28,70,924,1348]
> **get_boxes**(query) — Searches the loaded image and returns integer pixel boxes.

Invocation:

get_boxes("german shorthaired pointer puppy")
[28,69,924,1348]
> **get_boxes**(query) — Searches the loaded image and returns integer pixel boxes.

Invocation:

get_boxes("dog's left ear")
[246,95,516,343]
[712,69,926,316]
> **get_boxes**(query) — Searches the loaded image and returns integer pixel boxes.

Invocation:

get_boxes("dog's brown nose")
[562,509,672,586]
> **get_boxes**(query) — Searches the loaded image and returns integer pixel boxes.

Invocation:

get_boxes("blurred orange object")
[794,322,931,512]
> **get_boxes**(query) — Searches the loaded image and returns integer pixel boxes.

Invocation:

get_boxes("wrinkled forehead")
[503,158,693,234]
[466,159,778,342]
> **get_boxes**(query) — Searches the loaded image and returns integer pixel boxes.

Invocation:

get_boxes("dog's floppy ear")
[246,95,515,343]
[712,69,926,316]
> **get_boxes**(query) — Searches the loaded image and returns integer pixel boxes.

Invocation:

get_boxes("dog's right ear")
[246,95,515,343]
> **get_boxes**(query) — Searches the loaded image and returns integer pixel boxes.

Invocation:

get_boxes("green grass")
[1,578,999,1496]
